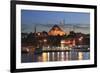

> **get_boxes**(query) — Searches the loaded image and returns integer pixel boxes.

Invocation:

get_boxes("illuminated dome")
[48,25,65,36]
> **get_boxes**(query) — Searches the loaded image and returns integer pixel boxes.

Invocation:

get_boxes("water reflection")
[21,51,90,63]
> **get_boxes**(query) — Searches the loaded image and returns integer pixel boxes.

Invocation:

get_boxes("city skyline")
[21,10,90,34]
[21,10,90,63]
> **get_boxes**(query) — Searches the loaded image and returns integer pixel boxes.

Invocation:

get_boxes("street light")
[79,36,83,45]
[44,39,47,42]
[79,36,83,41]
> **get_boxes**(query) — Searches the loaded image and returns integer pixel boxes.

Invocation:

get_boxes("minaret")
[34,25,36,33]
[63,19,65,25]
[34,25,36,36]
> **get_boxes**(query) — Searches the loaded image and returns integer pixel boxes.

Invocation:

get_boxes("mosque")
[48,25,66,36]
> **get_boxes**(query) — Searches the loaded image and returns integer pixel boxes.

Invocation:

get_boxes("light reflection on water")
[21,51,90,63]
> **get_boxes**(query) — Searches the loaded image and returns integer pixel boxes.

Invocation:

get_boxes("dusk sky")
[21,10,90,34]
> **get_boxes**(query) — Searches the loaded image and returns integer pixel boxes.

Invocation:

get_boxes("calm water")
[21,51,90,63]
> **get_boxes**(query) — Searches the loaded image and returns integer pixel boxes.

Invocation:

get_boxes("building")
[48,25,66,36]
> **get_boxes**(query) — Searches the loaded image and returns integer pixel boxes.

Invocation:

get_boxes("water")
[21,51,90,63]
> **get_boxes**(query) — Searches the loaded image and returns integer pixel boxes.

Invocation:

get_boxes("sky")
[21,10,90,34]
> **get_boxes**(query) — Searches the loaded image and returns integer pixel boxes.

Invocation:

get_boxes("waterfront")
[21,50,90,63]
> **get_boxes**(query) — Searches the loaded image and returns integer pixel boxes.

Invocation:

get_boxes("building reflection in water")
[78,52,83,60]
[42,53,48,62]
[21,51,90,63]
